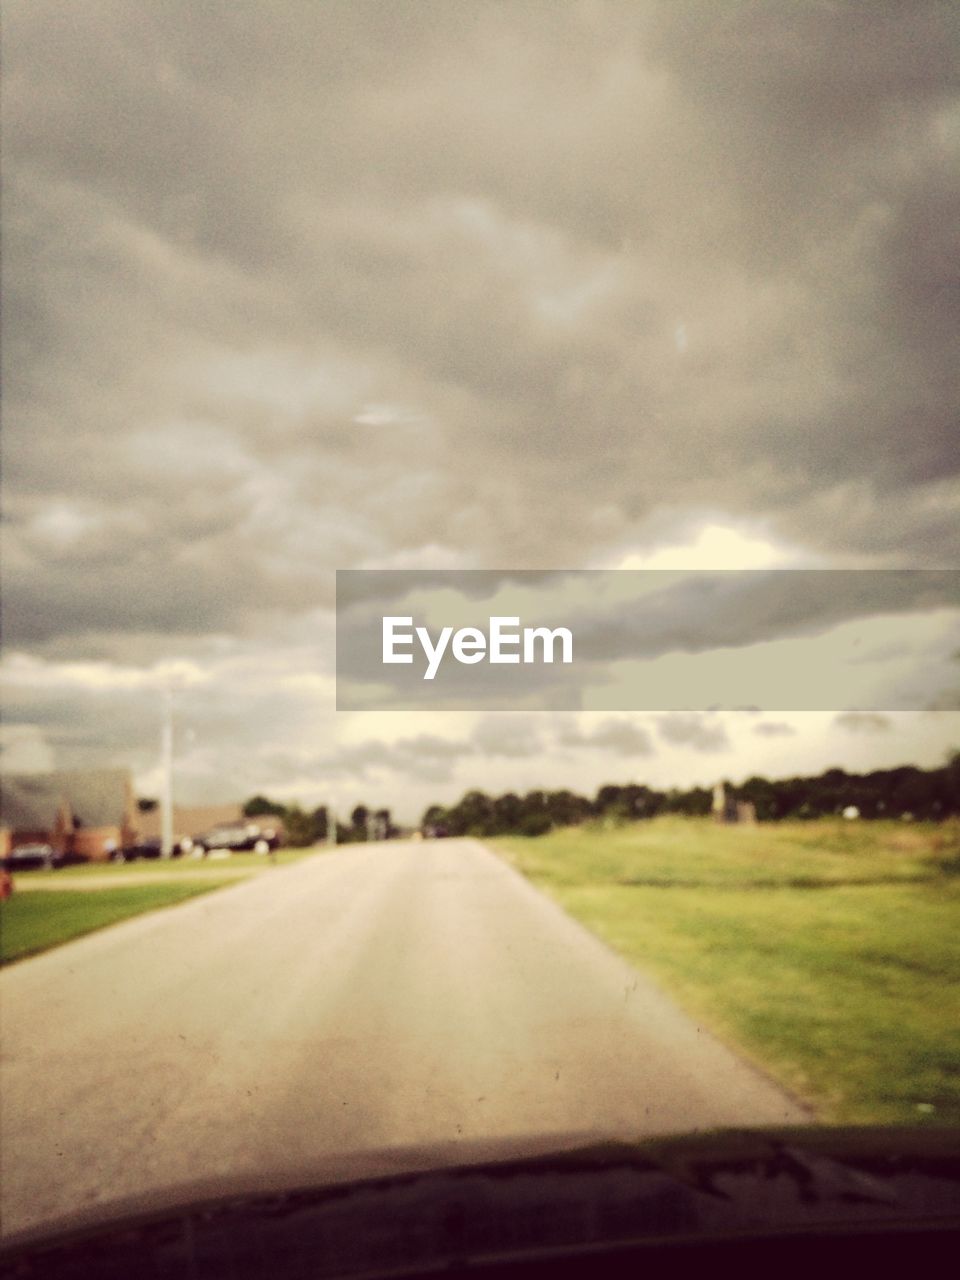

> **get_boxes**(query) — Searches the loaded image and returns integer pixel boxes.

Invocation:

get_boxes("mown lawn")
[0,882,228,966]
[492,817,960,1126]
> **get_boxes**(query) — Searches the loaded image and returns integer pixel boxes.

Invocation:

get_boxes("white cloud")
[610,520,812,571]
[0,652,209,693]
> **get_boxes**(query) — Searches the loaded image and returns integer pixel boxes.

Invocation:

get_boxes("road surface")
[0,839,808,1237]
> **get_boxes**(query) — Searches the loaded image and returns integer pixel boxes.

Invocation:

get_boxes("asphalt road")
[0,839,808,1237]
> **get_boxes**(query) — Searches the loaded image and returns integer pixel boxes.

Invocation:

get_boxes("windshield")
[1,0,958,1254]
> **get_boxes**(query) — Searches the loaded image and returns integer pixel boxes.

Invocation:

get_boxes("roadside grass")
[0,882,229,966]
[492,817,960,1126]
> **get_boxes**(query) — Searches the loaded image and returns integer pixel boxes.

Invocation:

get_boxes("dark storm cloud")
[300,715,656,783]
[471,717,544,758]
[559,717,655,756]
[5,5,958,597]
[321,735,477,785]
[2,2,958,788]
[753,721,796,738]
[656,713,730,753]
[572,570,960,662]
[834,712,893,734]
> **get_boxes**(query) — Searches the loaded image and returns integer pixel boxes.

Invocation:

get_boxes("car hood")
[2,1126,958,1276]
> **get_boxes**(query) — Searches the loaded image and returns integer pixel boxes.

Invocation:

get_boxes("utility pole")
[160,687,174,857]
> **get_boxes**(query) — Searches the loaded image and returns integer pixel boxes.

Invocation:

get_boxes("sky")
[2,1,958,822]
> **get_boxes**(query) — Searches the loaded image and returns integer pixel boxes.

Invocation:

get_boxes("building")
[711,781,757,825]
[0,769,140,861]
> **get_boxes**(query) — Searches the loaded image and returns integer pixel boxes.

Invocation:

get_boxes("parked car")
[116,838,155,862]
[3,842,59,871]
[115,837,189,862]
[193,824,280,855]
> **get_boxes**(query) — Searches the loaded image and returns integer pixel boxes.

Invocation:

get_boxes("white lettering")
[523,626,573,664]
[381,617,574,678]
[382,617,414,664]
[452,627,486,663]
[417,625,453,680]
[489,616,520,663]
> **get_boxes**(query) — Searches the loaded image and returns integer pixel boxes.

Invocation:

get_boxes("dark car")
[193,824,280,856]
[115,838,187,862]
[115,838,156,862]
[3,842,60,871]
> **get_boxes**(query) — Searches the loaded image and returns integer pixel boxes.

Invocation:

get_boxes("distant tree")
[628,786,664,820]
[492,793,523,834]
[518,811,552,837]
[283,805,315,847]
[447,790,495,836]
[521,789,548,814]
[372,808,394,839]
[673,786,712,817]
[738,776,777,822]
[546,789,591,827]
[243,794,287,818]
[350,805,369,840]
[945,750,960,808]
[310,806,329,842]
[421,804,448,832]
[413,756,959,838]
[595,784,625,815]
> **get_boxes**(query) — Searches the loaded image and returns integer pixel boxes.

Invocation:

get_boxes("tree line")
[422,755,960,838]
[241,796,398,846]
[242,754,959,845]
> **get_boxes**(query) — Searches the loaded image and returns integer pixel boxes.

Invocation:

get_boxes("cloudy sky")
[2,1,958,820]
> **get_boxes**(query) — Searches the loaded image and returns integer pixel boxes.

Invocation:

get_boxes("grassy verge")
[43,847,314,879]
[492,817,960,1126]
[0,882,229,966]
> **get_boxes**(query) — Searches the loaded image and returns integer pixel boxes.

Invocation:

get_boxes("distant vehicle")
[115,837,187,862]
[3,842,59,871]
[193,824,280,855]
[115,838,153,862]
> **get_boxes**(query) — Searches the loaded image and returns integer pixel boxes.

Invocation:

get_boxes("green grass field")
[0,882,229,966]
[1,847,321,963]
[493,817,960,1126]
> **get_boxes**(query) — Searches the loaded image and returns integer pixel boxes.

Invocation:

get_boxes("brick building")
[0,769,140,861]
